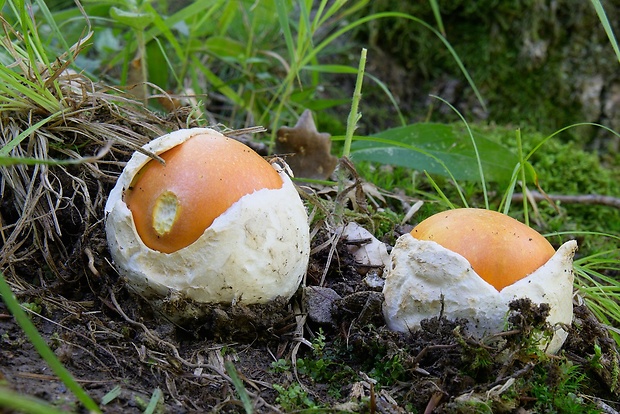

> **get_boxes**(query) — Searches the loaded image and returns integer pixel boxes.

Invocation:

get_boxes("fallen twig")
[513,191,620,209]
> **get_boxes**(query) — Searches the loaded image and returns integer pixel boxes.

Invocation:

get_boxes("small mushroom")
[383,208,576,353]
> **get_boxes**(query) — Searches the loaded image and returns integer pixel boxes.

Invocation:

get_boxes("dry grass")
[0,28,199,282]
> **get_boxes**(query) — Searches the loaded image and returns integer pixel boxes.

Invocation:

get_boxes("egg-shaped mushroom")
[383,208,576,354]
[105,128,310,312]
[411,208,557,291]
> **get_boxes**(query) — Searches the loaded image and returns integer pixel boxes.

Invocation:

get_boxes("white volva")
[105,128,310,306]
[383,234,577,354]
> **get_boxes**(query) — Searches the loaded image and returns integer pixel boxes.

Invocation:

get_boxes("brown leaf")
[276,109,338,180]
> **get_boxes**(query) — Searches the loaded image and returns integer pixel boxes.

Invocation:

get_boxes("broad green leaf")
[350,123,519,182]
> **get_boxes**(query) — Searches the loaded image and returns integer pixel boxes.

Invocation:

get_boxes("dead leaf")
[276,109,338,180]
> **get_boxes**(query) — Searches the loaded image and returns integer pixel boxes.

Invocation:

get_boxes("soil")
[1,171,620,414]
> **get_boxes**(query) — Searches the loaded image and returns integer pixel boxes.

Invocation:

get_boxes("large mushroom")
[105,128,310,313]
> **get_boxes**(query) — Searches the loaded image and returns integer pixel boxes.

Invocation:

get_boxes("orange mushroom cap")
[124,132,283,253]
[410,208,555,291]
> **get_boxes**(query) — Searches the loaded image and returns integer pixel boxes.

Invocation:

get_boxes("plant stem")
[342,48,367,158]
[136,29,149,105]
[335,48,367,224]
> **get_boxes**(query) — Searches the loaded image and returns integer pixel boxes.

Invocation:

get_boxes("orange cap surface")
[124,133,283,253]
[411,208,555,291]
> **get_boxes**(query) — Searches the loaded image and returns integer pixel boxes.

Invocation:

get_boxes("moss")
[480,126,620,253]
[355,1,619,141]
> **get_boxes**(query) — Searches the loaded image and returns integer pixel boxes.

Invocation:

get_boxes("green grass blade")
[525,122,620,162]
[317,0,368,28]
[0,387,69,414]
[515,129,529,225]
[430,94,488,209]
[144,3,185,62]
[225,361,253,414]
[32,0,72,56]
[546,230,620,242]
[0,271,101,413]
[311,0,329,31]
[428,0,445,35]
[192,56,245,107]
[275,0,296,65]
[0,155,89,166]
[143,388,162,414]
[591,0,620,63]
[101,385,122,406]
[295,0,314,63]
[424,171,458,209]
[0,112,63,157]
[342,48,366,158]
[0,68,59,113]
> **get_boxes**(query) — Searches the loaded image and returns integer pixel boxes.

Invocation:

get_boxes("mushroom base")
[128,290,294,340]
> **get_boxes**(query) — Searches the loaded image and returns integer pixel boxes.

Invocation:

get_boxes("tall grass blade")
[225,361,253,414]
[525,123,620,162]
[591,0,620,63]
[0,112,63,157]
[260,10,485,128]
[430,94,488,209]
[32,0,71,55]
[0,271,101,413]
[428,0,445,35]
[306,12,486,113]
[193,57,245,107]
[425,171,458,209]
[275,0,296,65]
[342,48,366,158]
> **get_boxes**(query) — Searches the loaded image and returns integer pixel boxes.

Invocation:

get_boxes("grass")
[0,0,619,412]
[0,270,100,412]
[43,0,485,148]
[0,387,76,414]
[574,244,620,345]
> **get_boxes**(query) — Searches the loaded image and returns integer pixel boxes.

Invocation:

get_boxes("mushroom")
[105,128,310,312]
[383,208,576,353]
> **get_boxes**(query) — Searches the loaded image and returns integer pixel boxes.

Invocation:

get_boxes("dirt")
[1,191,620,414]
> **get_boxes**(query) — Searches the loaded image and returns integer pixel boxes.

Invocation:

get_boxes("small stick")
[512,191,620,209]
